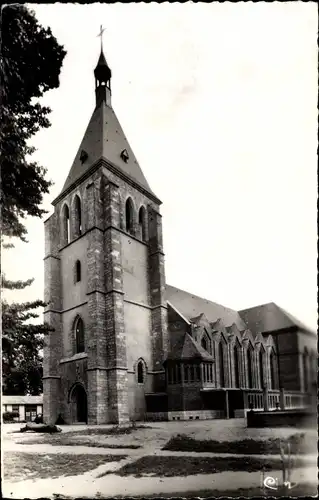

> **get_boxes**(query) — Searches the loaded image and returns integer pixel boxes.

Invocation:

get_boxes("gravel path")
[3,466,318,499]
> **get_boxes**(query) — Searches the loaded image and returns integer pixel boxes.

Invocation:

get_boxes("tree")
[2,298,47,395]
[1,5,66,394]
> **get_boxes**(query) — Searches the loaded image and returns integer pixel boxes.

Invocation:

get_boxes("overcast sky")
[3,2,317,330]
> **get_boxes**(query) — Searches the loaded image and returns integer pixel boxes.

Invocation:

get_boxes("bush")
[3,411,20,422]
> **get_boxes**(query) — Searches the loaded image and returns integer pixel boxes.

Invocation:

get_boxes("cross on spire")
[97,25,106,52]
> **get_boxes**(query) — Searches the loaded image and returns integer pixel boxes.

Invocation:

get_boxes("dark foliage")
[3,411,20,422]
[1,5,66,395]
[1,4,66,240]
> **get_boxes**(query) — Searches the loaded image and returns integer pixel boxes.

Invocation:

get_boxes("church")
[43,47,317,425]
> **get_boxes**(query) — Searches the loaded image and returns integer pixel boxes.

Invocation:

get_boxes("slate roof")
[166,332,214,361]
[2,395,43,405]
[239,303,311,334]
[61,99,154,196]
[165,285,247,330]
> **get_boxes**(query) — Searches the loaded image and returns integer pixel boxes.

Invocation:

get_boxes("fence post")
[225,390,229,419]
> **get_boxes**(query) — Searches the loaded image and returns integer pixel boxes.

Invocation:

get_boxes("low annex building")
[43,47,317,425]
[2,395,43,422]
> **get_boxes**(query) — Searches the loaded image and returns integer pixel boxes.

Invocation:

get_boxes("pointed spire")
[94,49,112,89]
[94,26,112,107]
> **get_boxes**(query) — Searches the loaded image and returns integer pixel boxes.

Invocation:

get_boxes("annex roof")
[2,395,43,405]
[239,302,311,334]
[165,285,247,330]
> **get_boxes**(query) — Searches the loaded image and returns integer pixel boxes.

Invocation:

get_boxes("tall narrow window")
[138,206,146,241]
[247,348,253,388]
[74,195,82,236]
[219,342,225,387]
[137,360,144,384]
[170,366,176,384]
[188,365,194,382]
[259,350,264,389]
[310,351,317,385]
[234,344,240,388]
[201,336,208,351]
[75,260,81,283]
[75,317,85,354]
[184,365,189,383]
[303,349,308,392]
[125,198,134,234]
[63,204,70,244]
[196,365,201,382]
[176,363,182,383]
[269,351,277,390]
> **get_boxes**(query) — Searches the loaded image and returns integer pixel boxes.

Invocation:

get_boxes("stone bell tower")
[43,44,168,425]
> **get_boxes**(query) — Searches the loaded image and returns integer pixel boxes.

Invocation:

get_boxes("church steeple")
[55,29,159,202]
[94,49,112,107]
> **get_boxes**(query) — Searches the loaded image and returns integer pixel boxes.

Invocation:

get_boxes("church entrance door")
[70,384,88,423]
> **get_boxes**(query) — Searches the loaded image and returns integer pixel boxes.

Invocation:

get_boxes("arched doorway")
[70,384,88,423]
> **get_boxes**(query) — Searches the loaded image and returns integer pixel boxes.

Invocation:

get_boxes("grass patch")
[16,436,141,449]
[99,455,312,478]
[66,425,151,436]
[4,452,127,482]
[15,424,149,448]
[163,433,314,455]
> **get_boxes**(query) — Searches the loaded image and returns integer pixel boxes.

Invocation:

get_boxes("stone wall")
[247,409,317,428]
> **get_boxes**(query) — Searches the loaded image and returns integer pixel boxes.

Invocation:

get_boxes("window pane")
[76,318,85,353]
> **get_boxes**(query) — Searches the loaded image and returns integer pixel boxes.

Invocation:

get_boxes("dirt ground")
[3,420,318,499]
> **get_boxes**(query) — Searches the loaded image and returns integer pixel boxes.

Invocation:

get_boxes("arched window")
[75,260,81,283]
[137,359,146,384]
[74,195,82,237]
[269,351,277,390]
[137,361,144,383]
[125,198,134,234]
[63,204,70,244]
[234,344,240,388]
[303,349,309,392]
[75,317,85,354]
[138,206,146,241]
[247,347,253,388]
[219,342,225,387]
